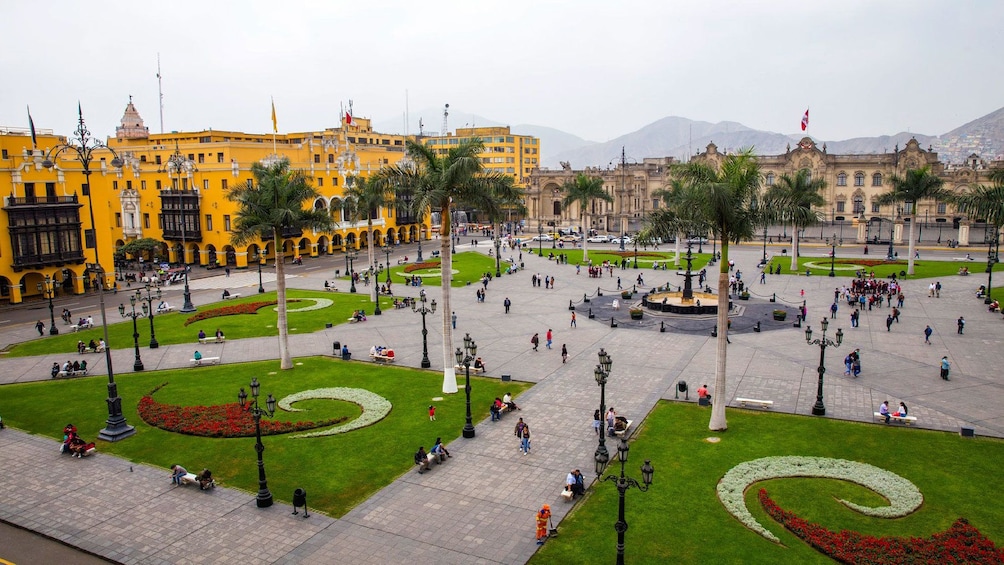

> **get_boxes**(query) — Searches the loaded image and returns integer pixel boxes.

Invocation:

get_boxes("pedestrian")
[957,316,965,334]
[546,329,553,349]
[561,344,568,363]
[535,504,551,545]
[935,281,942,298]
[593,408,601,435]
[940,356,951,380]
[760,271,766,284]
[617,277,622,290]
[830,303,838,319]
[844,353,853,375]
[531,333,539,351]
[35,320,45,336]
[428,405,436,421]
[852,349,862,377]
[570,311,576,327]
[885,314,893,331]
[225,267,231,277]
[451,311,457,329]
[504,297,511,314]
[924,325,933,344]
[892,307,900,322]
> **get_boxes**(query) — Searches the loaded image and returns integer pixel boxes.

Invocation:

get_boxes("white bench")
[222,293,241,300]
[69,323,93,332]
[370,353,395,363]
[324,286,339,292]
[199,336,226,344]
[454,364,486,374]
[191,356,221,366]
[55,369,88,379]
[873,412,917,425]
[561,487,575,502]
[156,306,175,314]
[737,398,773,409]
[81,346,105,354]
[179,472,216,489]
[611,419,634,437]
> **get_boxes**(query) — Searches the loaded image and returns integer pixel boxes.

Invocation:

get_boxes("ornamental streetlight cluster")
[42,106,134,442]
[412,294,436,368]
[985,226,1000,305]
[134,282,162,348]
[383,244,392,284]
[594,348,613,476]
[346,248,358,293]
[454,333,478,439]
[37,275,58,335]
[238,377,277,508]
[118,296,147,372]
[257,254,266,294]
[165,144,197,313]
[805,318,844,416]
[826,233,843,277]
[598,438,655,565]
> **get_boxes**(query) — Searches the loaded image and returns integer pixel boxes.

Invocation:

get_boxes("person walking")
[428,405,436,421]
[545,329,553,349]
[852,349,862,377]
[570,311,576,327]
[515,418,531,454]
[924,325,933,344]
[885,314,894,331]
[504,297,511,314]
[451,311,457,329]
[940,356,951,380]
[617,277,622,290]
[561,344,568,363]
[530,333,539,351]
[957,316,965,335]
[830,302,838,319]
[35,320,45,336]
[535,504,552,545]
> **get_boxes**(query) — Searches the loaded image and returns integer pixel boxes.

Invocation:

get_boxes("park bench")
[370,351,395,363]
[179,472,216,490]
[81,345,106,354]
[324,285,339,291]
[69,322,93,332]
[222,293,241,300]
[873,412,917,425]
[396,258,409,265]
[454,364,486,374]
[736,398,773,409]
[55,369,89,379]
[611,419,634,438]
[156,306,175,314]
[417,451,444,474]
[191,356,221,366]
[198,336,226,344]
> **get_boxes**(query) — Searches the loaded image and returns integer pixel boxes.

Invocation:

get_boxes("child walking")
[428,405,436,421]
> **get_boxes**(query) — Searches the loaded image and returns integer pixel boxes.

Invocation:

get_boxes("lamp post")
[494,227,502,277]
[454,333,477,438]
[804,318,843,416]
[620,231,626,252]
[594,348,612,476]
[238,378,277,508]
[826,234,843,278]
[38,275,58,335]
[552,218,557,249]
[762,226,769,264]
[383,244,392,285]
[257,254,265,293]
[118,295,145,372]
[417,229,424,262]
[135,282,162,348]
[42,107,134,442]
[887,215,896,260]
[597,438,654,565]
[538,224,544,256]
[633,238,638,268]
[166,145,197,313]
[985,226,1000,305]
[412,294,436,368]
[347,248,358,293]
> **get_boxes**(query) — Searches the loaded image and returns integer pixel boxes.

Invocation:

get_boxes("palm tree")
[766,170,826,271]
[951,169,1004,299]
[875,166,949,275]
[653,178,696,266]
[675,149,762,431]
[378,139,520,393]
[486,177,526,276]
[227,157,333,370]
[560,173,611,263]
[342,175,394,308]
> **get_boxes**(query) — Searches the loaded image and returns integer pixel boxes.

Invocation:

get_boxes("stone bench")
[454,364,486,374]
[199,336,226,344]
[69,323,93,332]
[191,356,221,366]
[370,353,395,363]
[874,412,917,425]
[222,293,240,300]
[179,472,216,490]
[736,398,773,409]
[55,369,88,379]
[611,419,634,437]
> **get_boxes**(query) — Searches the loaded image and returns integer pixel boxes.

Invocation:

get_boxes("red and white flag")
[345,110,352,125]
[801,108,809,131]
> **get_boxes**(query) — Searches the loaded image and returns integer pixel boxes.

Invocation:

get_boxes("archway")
[223,245,237,266]
[318,235,330,254]
[0,276,12,301]
[19,273,46,299]
[298,237,310,254]
[371,229,383,247]
[262,241,275,262]
[206,244,218,267]
[345,232,357,248]
[191,243,202,266]
[332,234,343,248]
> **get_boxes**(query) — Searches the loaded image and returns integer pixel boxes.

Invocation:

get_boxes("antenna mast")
[419,118,424,136]
[157,54,165,134]
[442,103,449,136]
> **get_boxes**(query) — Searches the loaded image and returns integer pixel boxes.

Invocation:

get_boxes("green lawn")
[767,255,1004,280]
[532,402,1004,564]
[0,356,531,516]
[9,290,393,358]
[358,252,502,287]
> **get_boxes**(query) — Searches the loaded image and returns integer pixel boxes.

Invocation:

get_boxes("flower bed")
[183,300,290,326]
[137,383,345,437]
[836,259,905,268]
[759,489,1004,564]
[277,387,393,438]
[403,260,441,273]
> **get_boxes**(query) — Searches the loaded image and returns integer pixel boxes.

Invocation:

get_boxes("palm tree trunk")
[582,211,590,263]
[709,240,730,431]
[367,221,377,305]
[440,211,458,393]
[906,219,917,275]
[790,228,800,271]
[274,229,292,370]
[675,231,682,267]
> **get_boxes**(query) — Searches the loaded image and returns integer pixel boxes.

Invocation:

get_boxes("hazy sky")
[4,1,1002,145]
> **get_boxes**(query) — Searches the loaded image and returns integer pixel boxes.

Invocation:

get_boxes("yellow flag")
[271,98,277,133]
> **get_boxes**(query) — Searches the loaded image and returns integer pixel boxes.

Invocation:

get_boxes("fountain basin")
[642,291,732,315]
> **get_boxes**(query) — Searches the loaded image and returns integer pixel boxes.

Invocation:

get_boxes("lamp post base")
[421,358,431,369]
[462,426,476,439]
[133,359,144,372]
[256,493,274,508]
[50,327,60,335]
[98,419,136,442]
[811,403,826,416]
[150,339,159,349]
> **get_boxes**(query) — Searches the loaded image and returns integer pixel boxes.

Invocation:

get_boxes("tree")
[674,149,762,431]
[765,170,825,271]
[227,157,333,370]
[342,175,394,308]
[952,169,1004,293]
[486,177,526,275]
[560,173,611,263]
[653,179,698,266]
[875,166,949,275]
[115,237,163,260]
[377,139,520,393]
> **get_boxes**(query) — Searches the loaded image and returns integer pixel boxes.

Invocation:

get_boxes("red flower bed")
[758,489,1004,564]
[403,260,441,273]
[606,251,666,259]
[183,300,291,326]
[138,383,345,437]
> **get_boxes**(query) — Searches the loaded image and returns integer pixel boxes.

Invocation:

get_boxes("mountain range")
[374,106,1004,170]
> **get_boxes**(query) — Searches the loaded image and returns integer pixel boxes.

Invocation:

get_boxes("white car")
[586,235,610,243]
[531,234,553,242]
[610,236,633,245]
[560,234,582,242]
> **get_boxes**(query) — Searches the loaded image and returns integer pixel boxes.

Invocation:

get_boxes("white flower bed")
[274,298,333,313]
[276,387,392,438]
[717,456,923,543]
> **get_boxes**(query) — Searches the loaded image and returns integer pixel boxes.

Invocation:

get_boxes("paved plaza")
[0,242,1001,564]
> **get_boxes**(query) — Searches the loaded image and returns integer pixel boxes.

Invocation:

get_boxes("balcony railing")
[4,194,79,207]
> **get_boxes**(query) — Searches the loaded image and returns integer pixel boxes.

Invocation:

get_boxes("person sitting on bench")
[431,437,451,459]
[72,360,81,372]
[51,363,60,378]
[68,434,88,457]
[490,400,502,421]
[613,416,629,432]
[566,469,585,498]
[194,351,203,362]
[414,446,430,473]
[502,392,520,411]
[697,384,711,403]
[170,464,188,485]
[198,329,206,340]
[88,339,98,352]
[474,357,486,372]
[196,469,214,490]
[215,328,225,340]
[79,360,87,372]
[222,289,231,299]
[77,340,86,354]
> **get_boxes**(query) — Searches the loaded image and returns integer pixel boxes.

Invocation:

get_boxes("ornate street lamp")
[620,231,626,252]
[538,224,544,256]
[383,244,392,285]
[454,333,478,439]
[417,228,424,262]
[257,254,265,294]
[594,348,612,476]
[37,275,58,335]
[42,106,134,442]
[887,213,896,261]
[118,295,145,372]
[347,248,358,293]
[598,438,654,565]
[633,238,638,268]
[494,227,502,277]
[805,318,843,416]
[826,233,843,277]
[984,226,1000,305]
[238,377,277,508]
[135,281,162,348]
[165,145,197,313]
[412,295,436,369]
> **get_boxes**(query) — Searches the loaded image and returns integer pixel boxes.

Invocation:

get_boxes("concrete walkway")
[0,242,1001,564]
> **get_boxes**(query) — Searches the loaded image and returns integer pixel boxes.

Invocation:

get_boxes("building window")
[156,180,162,190]
[224,215,231,231]
[836,201,846,213]
[203,179,210,191]
[141,180,147,190]
[872,202,881,213]
[217,152,224,163]
[221,179,228,190]
[126,180,133,190]
[765,173,775,186]
[1,149,7,159]
[144,213,150,228]
[837,172,847,186]
[853,196,864,214]
[872,173,882,187]
[112,180,119,190]
[326,154,334,163]
[115,212,122,227]
[155,155,162,165]
[157,214,163,229]
[937,202,947,214]
[317,177,323,186]
[205,214,213,231]
[314,154,321,163]
[854,172,864,186]
[198,153,205,164]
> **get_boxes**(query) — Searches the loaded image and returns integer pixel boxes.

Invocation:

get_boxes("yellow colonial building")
[0,100,427,304]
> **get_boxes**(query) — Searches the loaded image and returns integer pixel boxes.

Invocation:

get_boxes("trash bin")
[292,488,309,517]
[501,374,511,382]
[333,341,341,355]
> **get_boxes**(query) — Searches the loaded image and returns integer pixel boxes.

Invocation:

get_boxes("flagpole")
[271,97,277,154]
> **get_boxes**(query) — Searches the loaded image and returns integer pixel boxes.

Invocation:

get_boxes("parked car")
[610,236,633,245]
[587,235,610,243]
[531,234,554,242]
[560,234,582,242]
[687,237,709,244]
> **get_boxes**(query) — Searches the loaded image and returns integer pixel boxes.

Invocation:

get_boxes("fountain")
[641,243,728,315]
